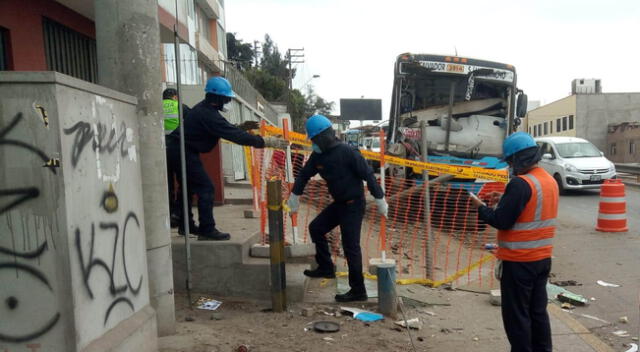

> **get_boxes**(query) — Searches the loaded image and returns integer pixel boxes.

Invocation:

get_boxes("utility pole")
[286,48,305,92]
[253,40,261,67]
[94,0,175,335]
[286,48,305,126]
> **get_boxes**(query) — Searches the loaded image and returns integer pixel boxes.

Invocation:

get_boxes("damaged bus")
[387,53,528,179]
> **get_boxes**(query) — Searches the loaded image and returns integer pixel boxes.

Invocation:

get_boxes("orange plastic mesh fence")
[245,127,507,288]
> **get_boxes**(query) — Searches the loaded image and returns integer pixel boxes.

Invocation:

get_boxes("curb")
[547,304,615,352]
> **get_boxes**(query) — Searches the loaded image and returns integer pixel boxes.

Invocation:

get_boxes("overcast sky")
[226,0,640,121]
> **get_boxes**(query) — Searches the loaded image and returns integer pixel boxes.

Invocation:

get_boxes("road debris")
[394,318,422,330]
[613,330,631,338]
[561,302,575,310]
[557,292,588,306]
[340,307,384,322]
[301,307,314,317]
[236,344,250,352]
[550,280,581,287]
[195,297,222,311]
[625,343,638,352]
[619,316,629,324]
[597,280,620,288]
[472,336,479,341]
[185,316,195,322]
[313,321,340,333]
[323,337,336,342]
[490,289,501,306]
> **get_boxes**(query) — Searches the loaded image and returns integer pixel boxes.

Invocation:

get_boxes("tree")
[228,32,334,132]
[226,32,254,71]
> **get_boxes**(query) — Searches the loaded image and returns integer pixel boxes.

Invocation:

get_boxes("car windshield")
[555,142,601,158]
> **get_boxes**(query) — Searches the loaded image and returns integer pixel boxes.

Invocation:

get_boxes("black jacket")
[292,143,384,203]
[478,177,532,230]
[167,100,264,153]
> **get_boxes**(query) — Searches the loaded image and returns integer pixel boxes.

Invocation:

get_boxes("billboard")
[339,98,382,121]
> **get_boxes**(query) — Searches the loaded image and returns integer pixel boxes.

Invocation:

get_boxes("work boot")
[303,267,336,279]
[198,229,230,241]
[178,224,199,236]
[335,289,368,303]
[170,214,180,228]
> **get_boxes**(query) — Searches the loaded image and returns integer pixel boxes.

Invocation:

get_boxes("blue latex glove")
[375,198,388,218]
[287,193,300,213]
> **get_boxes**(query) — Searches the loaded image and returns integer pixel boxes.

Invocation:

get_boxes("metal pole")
[420,121,433,279]
[444,81,456,153]
[267,180,287,312]
[379,129,387,262]
[174,0,192,305]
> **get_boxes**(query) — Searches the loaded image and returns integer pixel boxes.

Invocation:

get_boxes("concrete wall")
[607,123,640,163]
[525,95,577,138]
[0,72,156,352]
[577,93,640,152]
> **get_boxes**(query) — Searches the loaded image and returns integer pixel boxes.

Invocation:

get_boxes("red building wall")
[0,0,95,70]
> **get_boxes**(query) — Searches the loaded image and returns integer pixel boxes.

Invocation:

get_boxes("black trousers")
[501,258,552,352]
[309,198,365,293]
[166,137,178,219]
[167,147,216,234]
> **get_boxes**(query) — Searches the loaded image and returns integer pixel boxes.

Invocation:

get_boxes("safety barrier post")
[379,129,387,260]
[283,119,299,244]
[267,180,287,312]
[420,121,434,279]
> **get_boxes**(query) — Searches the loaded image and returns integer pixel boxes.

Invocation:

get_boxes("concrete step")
[172,231,310,302]
[224,177,253,189]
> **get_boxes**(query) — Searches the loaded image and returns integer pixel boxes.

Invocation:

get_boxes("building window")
[562,116,568,131]
[550,120,553,134]
[569,115,574,130]
[42,18,97,83]
[556,118,561,132]
[0,26,9,70]
[544,122,548,135]
[217,23,227,58]
[610,143,616,155]
[196,7,211,41]
[630,141,636,155]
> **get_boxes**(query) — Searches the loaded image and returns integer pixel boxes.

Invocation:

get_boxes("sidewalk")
[163,199,618,352]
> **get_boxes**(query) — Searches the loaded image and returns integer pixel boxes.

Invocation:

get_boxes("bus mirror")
[516,93,528,117]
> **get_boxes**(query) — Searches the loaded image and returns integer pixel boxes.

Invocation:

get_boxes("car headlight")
[610,165,616,172]
[565,164,578,172]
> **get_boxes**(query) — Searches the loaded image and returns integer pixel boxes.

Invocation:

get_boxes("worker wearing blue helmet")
[470,131,558,351]
[167,76,287,241]
[287,114,389,302]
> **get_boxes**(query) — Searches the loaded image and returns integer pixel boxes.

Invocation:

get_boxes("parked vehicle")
[535,136,616,192]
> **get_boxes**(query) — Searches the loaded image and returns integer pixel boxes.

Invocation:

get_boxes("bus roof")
[397,53,516,72]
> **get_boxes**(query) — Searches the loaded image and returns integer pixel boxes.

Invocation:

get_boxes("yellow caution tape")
[261,125,508,183]
[335,254,496,288]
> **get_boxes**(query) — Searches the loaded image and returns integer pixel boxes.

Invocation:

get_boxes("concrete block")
[244,209,259,218]
[286,243,316,257]
[368,257,397,275]
[251,243,316,258]
[490,289,501,306]
[301,307,315,317]
[251,243,270,257]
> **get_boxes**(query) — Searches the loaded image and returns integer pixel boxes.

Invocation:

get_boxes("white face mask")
[312,143,322,154]
[221,105,230,113]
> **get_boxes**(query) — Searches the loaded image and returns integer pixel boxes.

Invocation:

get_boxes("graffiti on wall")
[0,112,60,345]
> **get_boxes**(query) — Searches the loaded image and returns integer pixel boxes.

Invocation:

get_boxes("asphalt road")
[552,186,640,348]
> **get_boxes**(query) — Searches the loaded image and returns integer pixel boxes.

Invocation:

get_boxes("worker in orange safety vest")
[470,132,558,352]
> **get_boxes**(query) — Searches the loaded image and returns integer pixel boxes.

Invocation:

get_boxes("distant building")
[607,122,640,163]
[525,79,640,158]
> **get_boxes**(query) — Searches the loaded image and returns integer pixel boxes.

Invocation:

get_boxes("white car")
[534,136,616,193]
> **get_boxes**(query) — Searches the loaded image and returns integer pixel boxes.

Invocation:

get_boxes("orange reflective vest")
[496,167,559,262]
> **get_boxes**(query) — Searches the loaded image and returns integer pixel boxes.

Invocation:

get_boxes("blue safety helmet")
[305,114,332,139]
[502,132,537,160]
[204,77,235,98]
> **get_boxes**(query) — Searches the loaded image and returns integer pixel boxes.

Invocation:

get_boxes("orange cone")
[595,179,628,232]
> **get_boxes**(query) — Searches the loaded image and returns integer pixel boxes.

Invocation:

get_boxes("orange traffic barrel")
[595,179,628,232]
